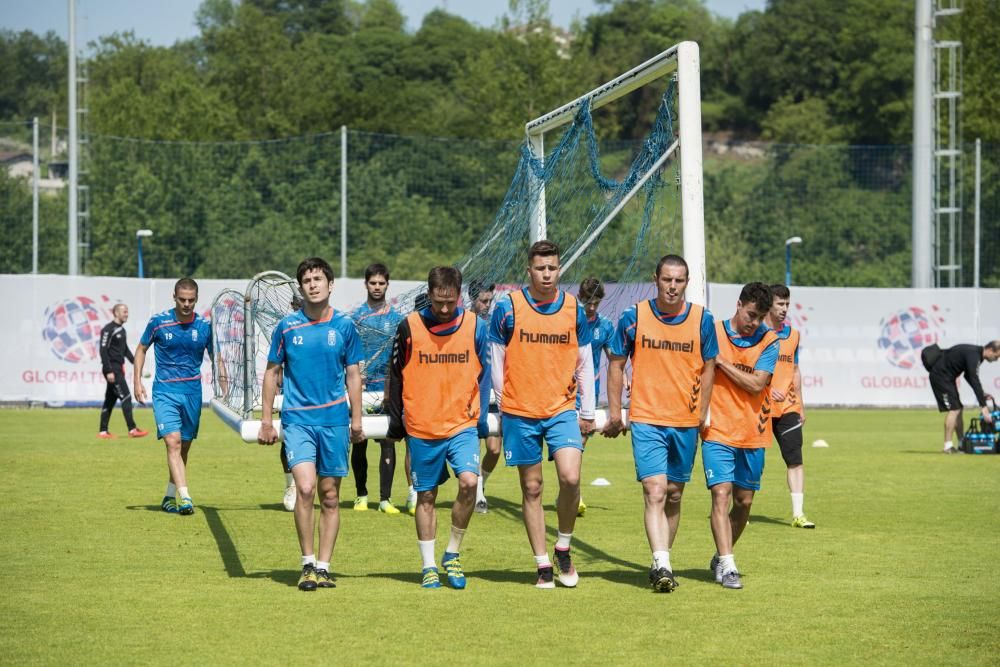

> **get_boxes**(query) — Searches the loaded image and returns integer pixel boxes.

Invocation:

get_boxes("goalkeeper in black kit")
[97,304,148,439]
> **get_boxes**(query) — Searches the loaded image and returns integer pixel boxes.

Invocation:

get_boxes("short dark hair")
[174,278,198,295]
[578,277,605,301]
[428,266,462,293]
[739,282,773,312]
[986,340,1000,353]
[468,279,495,300]
[769,284,790,300]
[528,239,560,262]
[365,263,390,282]
[296,257,334,285]
[112,303,127,317]
[655,254,689,279]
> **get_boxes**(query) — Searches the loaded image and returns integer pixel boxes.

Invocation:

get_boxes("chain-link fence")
[2,121,998,287]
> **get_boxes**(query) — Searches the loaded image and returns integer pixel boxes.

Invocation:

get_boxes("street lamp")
[136,229,153,278]
[785,236,802,286]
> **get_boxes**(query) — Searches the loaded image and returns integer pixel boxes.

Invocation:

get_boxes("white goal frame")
[524,40,706,304]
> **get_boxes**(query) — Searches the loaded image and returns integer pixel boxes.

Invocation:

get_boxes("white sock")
[285,473,294,487]
[408,485,417,502]
[944,441,954,450]
[719,554,737,574]
[791,492,804,517]
[165,482,177,497]
[653,550,671,571]
[418,539,436,569]
[555,531,572,550]
[178,486,190,500]
[534,553,552,568]
[476,475,485,499]
[301,554,315,567]
[446,525,466,554]
[316,560,330,572]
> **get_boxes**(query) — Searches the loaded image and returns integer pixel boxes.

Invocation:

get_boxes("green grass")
[1,408,998,665]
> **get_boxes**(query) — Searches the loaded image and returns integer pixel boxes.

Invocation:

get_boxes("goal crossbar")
[525,44,682,136]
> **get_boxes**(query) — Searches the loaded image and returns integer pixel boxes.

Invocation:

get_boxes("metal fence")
[2,121,998,287]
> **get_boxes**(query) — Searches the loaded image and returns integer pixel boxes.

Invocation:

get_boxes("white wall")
[2,274,997,407]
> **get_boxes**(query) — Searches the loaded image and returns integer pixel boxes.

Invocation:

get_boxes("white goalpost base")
[218,404,631,444]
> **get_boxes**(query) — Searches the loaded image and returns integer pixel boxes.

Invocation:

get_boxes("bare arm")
[602,355,628,437]
[346,364,365,442]
[133,343,149,404]
[258,361,281,445]
[699,357,716,429]
[716,357,772,394]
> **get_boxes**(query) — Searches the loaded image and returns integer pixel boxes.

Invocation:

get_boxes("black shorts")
[929,373,961,412]
[772,412,803,467]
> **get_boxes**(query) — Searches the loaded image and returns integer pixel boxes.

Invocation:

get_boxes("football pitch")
[1,407,997,665]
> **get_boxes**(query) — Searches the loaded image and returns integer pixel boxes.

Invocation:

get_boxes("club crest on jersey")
[328,330,337,346]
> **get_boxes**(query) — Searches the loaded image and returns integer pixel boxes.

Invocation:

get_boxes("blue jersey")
[350,302,403,390]
[587,314,615,375]
[610,301,718,361]
[269,308,364,427]
[488,288,592,348]
[721,319,779,373]
[139,309,213,396]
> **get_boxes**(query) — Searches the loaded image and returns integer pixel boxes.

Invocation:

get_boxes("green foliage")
[3,0,1000,285]
[2,408,1000,664]
[0,169,68,274]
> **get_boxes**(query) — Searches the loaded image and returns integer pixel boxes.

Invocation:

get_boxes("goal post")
[525,40,706,304]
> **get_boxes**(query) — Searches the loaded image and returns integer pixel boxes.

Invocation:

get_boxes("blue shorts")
[408,427,480,492]
[283,423,350,478]
[630,422,699,482]
[502,410,583,466]
[152,392,202,441]
[701,441,765,491]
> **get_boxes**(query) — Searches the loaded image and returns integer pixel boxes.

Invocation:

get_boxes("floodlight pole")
[32,117,39,274]
[912,0,934,288]
[136,229,153,278]
[340,125,348,278]
[67,0,79,276]
[785,236,802,286]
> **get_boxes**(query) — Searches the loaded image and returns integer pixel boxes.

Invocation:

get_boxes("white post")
[67,0,79,276]
[677,41,706,305]
[32,117,39,274]
[912,0,933,288]
[528,133,546,244]
[973,137,981,289]
[340,125,348,279]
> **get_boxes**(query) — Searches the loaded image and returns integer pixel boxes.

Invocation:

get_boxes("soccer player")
[386,267,488,589]
[603,255,717,592]
[259,257,364,591]
[134,278,214,516]
[702,282,778,590]
[468,280,502,514]
[98,303,148,439]
[490,239,596,589]
[764,284,815,528]
[277,295,304,512]
[927,340,1000,453]
[350,263,407,514]
[574,277,615,517]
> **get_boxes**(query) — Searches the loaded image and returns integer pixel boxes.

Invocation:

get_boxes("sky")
[1,0,767,47]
